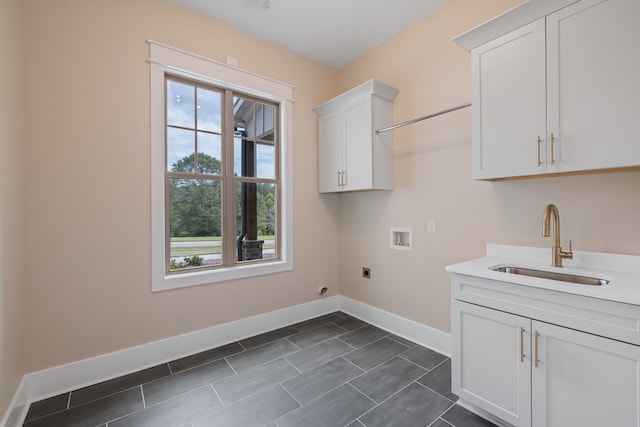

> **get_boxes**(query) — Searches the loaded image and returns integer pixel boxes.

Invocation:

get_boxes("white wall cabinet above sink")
[455,0,640,180]
[314,80,398,193]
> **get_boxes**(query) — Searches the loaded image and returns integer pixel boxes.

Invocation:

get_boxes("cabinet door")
[343,98,373,191]
[452,301,532,427]
[471,19,547,180]
[318,110,344,193]
[546,0,640,172]
[532,321,640,427]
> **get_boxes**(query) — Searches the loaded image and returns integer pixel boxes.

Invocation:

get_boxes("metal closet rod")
[375,102,471,134]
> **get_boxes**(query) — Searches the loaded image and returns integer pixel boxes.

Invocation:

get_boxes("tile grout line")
[239,327,300,350]
[413,379,458,405]
[420,385,458,405]
[285,337,303,351]
[340,355,367,375]
[140,384,147,409]
[278,382,304,407]
[135,383,222,414]
[348,382,378,406]
[224,350,300,377]
[428,416,456,427]
[63,384,150,414]
[346,382,381,426]
[102,387,148,427]
[275,339,417,403]
[439,402,463,426]
[397,353,447,373]
[222,357,239,376]
[334,335,358,349]
[344,338,411,374]
[355,375,447,423]
[209,383,225,408]
[429,357,450,371]
[286,333,348,352]
[281,355,303,375]
[168,344,246,375]
[276,375,368,421]
[213,359,301,407]
[23,397,73,425]
[287,322,350,347]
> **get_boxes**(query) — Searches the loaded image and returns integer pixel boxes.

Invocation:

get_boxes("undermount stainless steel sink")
[492,266,609,286]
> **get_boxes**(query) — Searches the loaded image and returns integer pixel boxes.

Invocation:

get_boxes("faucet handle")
[560,240,574,260]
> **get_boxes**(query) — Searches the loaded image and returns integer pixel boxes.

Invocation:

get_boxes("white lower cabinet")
[452,301,532,427]
[453,300,640,427]
[532,321,640,427]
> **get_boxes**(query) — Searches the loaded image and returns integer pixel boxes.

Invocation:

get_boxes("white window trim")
[148,40,294,292]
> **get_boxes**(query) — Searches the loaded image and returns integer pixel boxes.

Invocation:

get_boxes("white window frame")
[148,41,294,292]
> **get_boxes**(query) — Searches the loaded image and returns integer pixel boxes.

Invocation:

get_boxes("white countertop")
[446,244,640,306]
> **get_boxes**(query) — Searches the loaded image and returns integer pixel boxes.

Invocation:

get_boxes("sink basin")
[492,266,609,286]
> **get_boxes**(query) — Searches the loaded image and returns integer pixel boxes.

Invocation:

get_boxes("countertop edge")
[446,245,640,306]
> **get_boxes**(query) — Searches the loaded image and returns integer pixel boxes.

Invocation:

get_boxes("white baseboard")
[1,295,451,427]
[23,296,340,403]
[3,296,339,427]
[339,296,452,356]
[0,379,27,427]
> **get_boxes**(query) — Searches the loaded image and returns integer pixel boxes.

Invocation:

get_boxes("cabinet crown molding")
[313,79,399,116]
[453,0,580,51]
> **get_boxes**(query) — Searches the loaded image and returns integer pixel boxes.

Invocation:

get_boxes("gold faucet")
[542,204,573,267]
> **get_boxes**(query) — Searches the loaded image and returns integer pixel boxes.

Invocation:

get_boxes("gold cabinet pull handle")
[550,133,556,165]
[537,136,542,167]
[520,327,526,362]
[534,331,540,368]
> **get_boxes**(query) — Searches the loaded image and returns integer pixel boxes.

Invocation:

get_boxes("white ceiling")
[168,0,448,69]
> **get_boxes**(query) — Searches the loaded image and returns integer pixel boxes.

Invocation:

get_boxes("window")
[149,41,293,291]
[165,77,280,271]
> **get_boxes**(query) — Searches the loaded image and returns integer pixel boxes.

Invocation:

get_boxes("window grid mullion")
[193,85,199,174]
[223,88,237,267]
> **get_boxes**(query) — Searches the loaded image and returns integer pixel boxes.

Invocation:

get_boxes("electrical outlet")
[362,267,371,279]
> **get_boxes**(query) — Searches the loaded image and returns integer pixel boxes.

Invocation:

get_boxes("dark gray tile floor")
[23,312,496,427]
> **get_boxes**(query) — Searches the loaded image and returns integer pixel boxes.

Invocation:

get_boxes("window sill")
[152,259,293,292]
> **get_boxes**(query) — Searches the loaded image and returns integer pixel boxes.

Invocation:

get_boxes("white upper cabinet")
[546,0,640,173]
[456,0,640,180]
[314,80,398,193]
[471,19,547,179]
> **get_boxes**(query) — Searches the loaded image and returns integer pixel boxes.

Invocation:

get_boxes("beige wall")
[23,0,339,372]
[337,0,640,333]
[0,0,26,416]
[13,0,640,391]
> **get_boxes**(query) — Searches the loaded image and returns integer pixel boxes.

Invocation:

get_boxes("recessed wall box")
[391,227,412,251]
